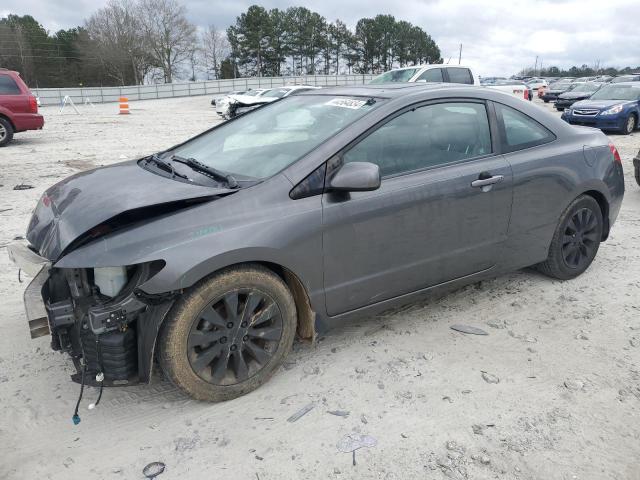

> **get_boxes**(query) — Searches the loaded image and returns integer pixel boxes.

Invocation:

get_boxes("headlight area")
[45,260,166,387]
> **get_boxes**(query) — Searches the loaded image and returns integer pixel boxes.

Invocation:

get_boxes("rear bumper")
[7,241,52,338]
[13,113,44,132]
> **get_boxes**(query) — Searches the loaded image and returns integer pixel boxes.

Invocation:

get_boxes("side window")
[495,103,555,152]
[446,68,473,84]
[416,68,444,83]
[343,102,492,177]
[0,75,21,95]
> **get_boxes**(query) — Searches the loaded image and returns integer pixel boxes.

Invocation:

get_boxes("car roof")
[298,82,466,98]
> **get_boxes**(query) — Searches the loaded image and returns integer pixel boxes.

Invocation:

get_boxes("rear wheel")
[623,114,636,135]
[0,117,14,147]
[635,165,640,186]
[537,195,603,280]
[159,265,297,401]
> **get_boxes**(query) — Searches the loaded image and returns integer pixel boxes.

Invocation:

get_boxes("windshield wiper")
[171,155,239,188]
[144,154,190,180]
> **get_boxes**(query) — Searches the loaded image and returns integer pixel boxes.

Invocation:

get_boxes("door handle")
[471,174,504,188]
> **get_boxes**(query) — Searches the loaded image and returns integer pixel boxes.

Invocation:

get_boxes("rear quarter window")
[0,75,21,95]
[446,68,473,85]
[494,103,556,153]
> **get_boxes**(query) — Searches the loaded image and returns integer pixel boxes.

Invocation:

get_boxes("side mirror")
[329,162,381,192]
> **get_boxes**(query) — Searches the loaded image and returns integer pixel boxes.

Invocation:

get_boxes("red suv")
[0,69,44,147]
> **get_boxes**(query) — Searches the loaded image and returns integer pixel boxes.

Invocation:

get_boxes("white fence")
[32,74,376,106]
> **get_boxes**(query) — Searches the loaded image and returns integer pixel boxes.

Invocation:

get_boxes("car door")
[321,100,513,316]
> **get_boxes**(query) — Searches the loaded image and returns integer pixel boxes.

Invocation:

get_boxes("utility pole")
[458,44,462,65]
[534,56,538,76]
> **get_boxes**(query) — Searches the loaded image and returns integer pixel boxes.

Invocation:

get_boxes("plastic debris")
[481,372,500,384]
[287,402,315,422]
[13,184,34,190]
[143,461,166,479]
[450,324,488,336]
[337,434,377,466]
[327,410,350,417]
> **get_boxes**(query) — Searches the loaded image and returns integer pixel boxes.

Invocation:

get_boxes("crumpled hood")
[571,99,633,110]
[228,94,277,106]
[27,160,233,260]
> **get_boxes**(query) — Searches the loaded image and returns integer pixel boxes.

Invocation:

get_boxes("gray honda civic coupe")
[8,84,624,403]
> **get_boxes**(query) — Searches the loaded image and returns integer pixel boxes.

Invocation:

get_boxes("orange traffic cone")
[119,97,130,115]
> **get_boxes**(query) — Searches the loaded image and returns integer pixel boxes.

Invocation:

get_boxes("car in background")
[526,78,548,96]
[554,82,603,111]
[222,85,321,119]
[634,148,640,186]
[611,74,640,83]
[7,83,624,402]
[480,77,507,85]
[486,80,531,101]
[562,82,640,134]
[211,90,245,107]
[370,65,479,85]
[541,81,576,103]
[215,89,267,116]
[0,69,44,147]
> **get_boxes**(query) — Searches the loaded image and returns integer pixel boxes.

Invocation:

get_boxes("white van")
[370,65,480,85]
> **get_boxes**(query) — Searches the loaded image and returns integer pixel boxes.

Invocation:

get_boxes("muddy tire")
[0,117,14,147]
[158,265,297,401]
[536,195,603,280]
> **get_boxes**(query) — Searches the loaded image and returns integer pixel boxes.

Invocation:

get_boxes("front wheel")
[623,114,636,135]
[158,265,297,401]
[536,195,603,280]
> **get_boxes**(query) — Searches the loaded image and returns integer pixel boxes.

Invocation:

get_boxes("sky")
[2,0,639,76]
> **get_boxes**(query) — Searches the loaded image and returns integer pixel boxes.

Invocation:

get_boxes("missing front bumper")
[7,241,52,339]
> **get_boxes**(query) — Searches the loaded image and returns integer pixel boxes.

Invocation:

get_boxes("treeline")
[519,64,640,78]
[0,1,441,88]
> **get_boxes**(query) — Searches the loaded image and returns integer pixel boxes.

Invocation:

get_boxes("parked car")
[541,81,576,102]
[610,74,640,83]
[486,80,531,101]
[8,84,624,402]
[0,69,44,146]
[525,78,548,96]
[370,64,479,85]
[562,82,640,134]
[215,89,267,116]
[633,148,640,186]
[480,77,506,85]
[554,82,603,111]
[211,90,244,107]
[223,85,321,118]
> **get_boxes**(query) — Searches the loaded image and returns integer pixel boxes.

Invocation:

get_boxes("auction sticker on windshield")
[325,98,368,109]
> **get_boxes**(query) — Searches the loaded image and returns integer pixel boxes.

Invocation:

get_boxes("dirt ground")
[1,95,639,480]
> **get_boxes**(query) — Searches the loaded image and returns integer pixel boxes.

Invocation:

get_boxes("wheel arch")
[582,189,610,240]
[0,113,15,131]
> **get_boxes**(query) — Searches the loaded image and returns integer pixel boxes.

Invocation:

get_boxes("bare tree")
[138,0,196,83]
[202,25,229,80]
[85,0,148,85]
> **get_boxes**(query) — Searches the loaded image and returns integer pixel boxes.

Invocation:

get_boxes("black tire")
[158,265,297,401]
[556,107,564,111]
[623,114,636,135]
[537,195,603,280]
[0,117,14,147]
[543,99,549,103]
[635,165,640,187]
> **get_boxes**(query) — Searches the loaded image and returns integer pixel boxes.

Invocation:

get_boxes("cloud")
[3,0,639,76]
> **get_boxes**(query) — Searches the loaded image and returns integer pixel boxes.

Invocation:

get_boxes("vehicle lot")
[1,96,639,480]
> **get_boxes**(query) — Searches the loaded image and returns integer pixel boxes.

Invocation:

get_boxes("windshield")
[590,85,640,101]
[243,90,263,97]
[262,88,289,98]
[370,68,420,84]
[611,76,640,83]
[550,82,574,91]
[168,95,382,180]
[569,83,600,93]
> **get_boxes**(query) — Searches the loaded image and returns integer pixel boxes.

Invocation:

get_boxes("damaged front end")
[8,240,174,387]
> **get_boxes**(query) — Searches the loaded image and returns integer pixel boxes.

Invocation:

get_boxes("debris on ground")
[564,379,584,391]
[13,184,34,190]
[287,402,315,422]
[327,410,350,417]
[336,434,377,466]
[481,372,500,384]
[142,461,166,479]
[450,324,489,335]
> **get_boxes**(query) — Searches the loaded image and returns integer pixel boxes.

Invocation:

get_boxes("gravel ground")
[0,95,639,480]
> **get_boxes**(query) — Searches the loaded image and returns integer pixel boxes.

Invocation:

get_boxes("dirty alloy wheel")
[623,115,636,135]
[537,195,603,280]
[0,117,14,147]
[158,265,296,401]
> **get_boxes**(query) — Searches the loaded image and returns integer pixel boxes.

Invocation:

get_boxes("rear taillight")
[609,143,621,163]
[29,95,38,113]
